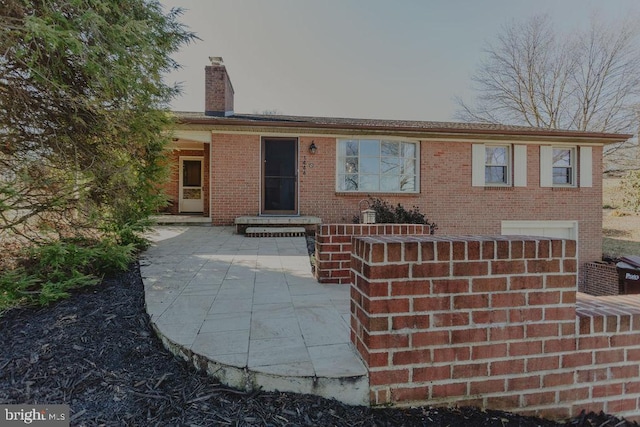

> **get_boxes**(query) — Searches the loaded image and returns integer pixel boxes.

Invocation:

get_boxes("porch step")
[151,215,211,226]
[235,216,321,226]
[234,216,321,234]
[245,227,306,237]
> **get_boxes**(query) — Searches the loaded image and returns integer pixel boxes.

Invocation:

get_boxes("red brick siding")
[203,135,602,272]
[351,235,640,422]
[210,134,260,224]
[205,65,234,115]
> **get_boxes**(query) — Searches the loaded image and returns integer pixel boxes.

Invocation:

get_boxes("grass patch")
[603,237,640,259]
[603,177,624,210]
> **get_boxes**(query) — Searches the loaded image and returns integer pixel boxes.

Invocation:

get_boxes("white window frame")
[484,145,511,186]
[336,138,419,193]
[551,147,576,187]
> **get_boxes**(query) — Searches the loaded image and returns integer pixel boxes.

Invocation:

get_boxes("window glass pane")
[380,175,400,191]
[485,166,507,183]
[360,157,379,174]
[381,157,400,174]
[340,174,358,191]
[183,188,201,200]
[183,160,201,186]
[381,141,399,156]
[344,157,358,173]
[402,143,416,158]
[336,139,417,192]
[360,140,380,157]
[402,158,415,175]
[485,146,507,165]
[553,167,572,184]
[400,175,416,191]
[553,149,571,167]
[359,175,379,191]
[344,140,358,156]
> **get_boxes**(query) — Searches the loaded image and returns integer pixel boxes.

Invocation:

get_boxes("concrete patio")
[140,226,368,405]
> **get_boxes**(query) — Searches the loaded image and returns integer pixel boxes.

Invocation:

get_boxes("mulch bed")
[0,263,635,426]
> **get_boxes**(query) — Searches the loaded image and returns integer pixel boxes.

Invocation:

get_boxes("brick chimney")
[204,57,234,116]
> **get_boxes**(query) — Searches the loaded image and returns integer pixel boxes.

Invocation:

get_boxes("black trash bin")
[616,255,640,294]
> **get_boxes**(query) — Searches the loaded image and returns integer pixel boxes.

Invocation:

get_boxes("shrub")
[0,238,135,311]
[354,197,437,233]
[0,268,39,311]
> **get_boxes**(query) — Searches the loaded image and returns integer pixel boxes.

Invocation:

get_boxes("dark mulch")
[0,263,634,426]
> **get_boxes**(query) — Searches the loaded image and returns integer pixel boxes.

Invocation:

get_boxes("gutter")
[175,117,632,144]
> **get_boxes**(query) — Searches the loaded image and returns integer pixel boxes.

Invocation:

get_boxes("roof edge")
[174,114,632,143]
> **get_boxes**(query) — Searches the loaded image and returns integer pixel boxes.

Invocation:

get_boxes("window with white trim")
[472,143,527,187]
[540,145,592,188]
[552,148,575,185]
[484,145,510,185]
[337,139,418,192]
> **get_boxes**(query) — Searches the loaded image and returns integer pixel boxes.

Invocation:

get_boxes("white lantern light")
[361,208,376,224]
[359,199,376,224]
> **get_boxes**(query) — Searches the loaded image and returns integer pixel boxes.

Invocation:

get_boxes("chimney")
[205,57,234,116]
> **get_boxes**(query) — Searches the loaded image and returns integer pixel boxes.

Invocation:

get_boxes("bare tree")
[456,14,640,171]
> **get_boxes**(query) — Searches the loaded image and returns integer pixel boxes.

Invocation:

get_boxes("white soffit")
[171,130,212,143]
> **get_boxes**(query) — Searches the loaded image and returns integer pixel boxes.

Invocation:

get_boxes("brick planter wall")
[583,262,619,296]
[350,235,640,421]
[315,224,434,284]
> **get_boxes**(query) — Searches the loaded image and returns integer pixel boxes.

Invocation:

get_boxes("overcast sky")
[159,0,639,122]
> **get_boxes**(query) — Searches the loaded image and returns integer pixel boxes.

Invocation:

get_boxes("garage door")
[501,220,578,240]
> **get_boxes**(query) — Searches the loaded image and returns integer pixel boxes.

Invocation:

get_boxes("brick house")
[163,58,630,284]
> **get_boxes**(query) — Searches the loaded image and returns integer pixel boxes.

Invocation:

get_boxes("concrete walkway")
[140,226,368,405]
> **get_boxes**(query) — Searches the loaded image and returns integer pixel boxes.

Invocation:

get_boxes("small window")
[552,148,575,186]
[485,146,510,185]
[337,139,418,192]
[473,144,526,187]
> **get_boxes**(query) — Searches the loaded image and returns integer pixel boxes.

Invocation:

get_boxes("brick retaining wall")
[350,235,640,421]
[314,224,434,284]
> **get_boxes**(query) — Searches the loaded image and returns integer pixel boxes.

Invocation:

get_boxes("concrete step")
[152,215,211,226]
[245,227,306,237]
[234,216,321,234]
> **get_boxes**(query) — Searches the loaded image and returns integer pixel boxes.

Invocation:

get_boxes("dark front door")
[262,138,297,214]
